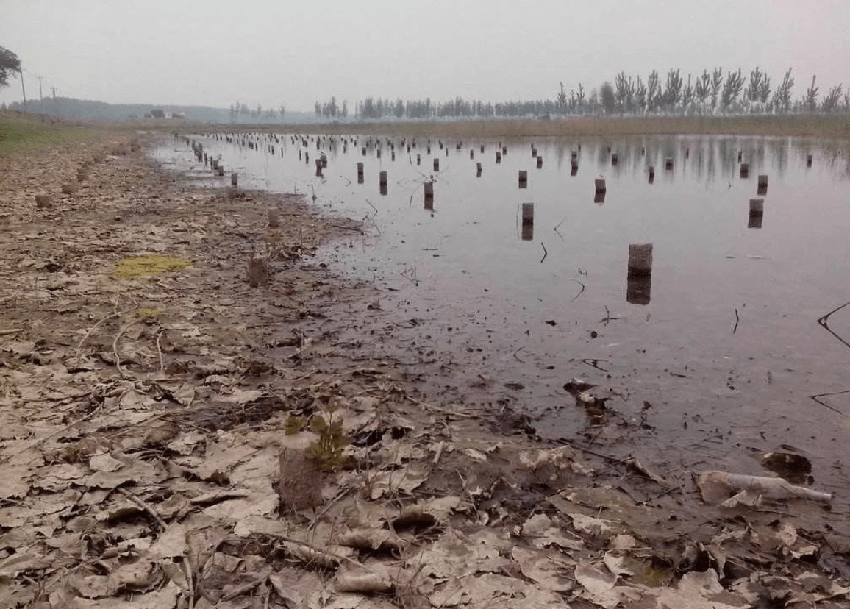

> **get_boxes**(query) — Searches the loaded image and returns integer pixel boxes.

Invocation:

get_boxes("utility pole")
[38,76,44,104]
[19,65,27,113]
[51,87,57,117]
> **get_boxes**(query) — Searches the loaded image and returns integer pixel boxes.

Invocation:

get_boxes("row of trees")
[229,101,286,122]
[595,68,844,115]
[313,68,849,121]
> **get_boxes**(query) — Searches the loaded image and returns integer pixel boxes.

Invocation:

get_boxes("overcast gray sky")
[1,0,848,112]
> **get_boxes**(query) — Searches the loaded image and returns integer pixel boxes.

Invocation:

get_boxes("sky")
[1,0,849,112]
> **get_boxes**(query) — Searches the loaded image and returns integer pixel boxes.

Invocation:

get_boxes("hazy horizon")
[1,0,848,113]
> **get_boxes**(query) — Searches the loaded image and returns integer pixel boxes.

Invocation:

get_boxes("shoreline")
[198,114,850,141]
[0,127,848,607]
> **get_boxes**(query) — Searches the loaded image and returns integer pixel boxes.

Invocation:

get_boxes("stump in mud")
[279,444,324,513]
[247,256,272,287]
[35,195,52,209]
[61,184,77,195]
[268,209,280,228]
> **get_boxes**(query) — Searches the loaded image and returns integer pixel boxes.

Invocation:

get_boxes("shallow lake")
[155,131,850,501]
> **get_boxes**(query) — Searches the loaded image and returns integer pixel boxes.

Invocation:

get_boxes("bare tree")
[805,75,819,112]
[634,75,647,114]
[570,83,586,112]
[772,69,794,112]
[614,71,634,113]
[822,84,842,113]
[556,82,568,110]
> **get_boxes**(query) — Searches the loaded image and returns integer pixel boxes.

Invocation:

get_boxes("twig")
[818,299,850,351]
[112,320,138,378]
[221,571,272,602]
[581,358,610,372]
[156,329,165,372]
[309,488,350,532]
[182,557,195,609]
[76,311,121,351]
[810,390,848,414]
[539,242,548,263]
[571,279,586,302]
[116,487,168,531]
[732,308,740,334]
[365,198,378,214]
[513,348,525,363]
[0,329,22,336]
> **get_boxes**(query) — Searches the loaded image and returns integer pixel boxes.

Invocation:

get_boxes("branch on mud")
[732,307,740,335]
[571,279,586,302]
[818,300,850,351]
[540,242,548,263]
[810,390,848,414]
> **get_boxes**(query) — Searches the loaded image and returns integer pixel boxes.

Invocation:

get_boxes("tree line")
[313,67,849,120]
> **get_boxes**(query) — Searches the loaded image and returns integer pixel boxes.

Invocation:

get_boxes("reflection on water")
[154,131,850,501]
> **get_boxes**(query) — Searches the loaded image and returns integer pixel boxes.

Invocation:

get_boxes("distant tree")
[646,70,661,112]
[746,67,771,111]
[278,103,286,119]
[694,69,711,110]
[663,69,683,110]
[314,101,321,116]
[843,87,850,112]
[341,100,348,118]
[822,84,842,113]
[805,75,819,112]
[0,46,21,89]
[394,98,404,118]
[613,72,634,113]
[229,104,237,122]
[239,103,249,116]
[634,76,647,114]
[599,82,616,114]
[710,68,723,110]
[772,69,794,112]
[556,82,567,111]
[720,69,745,110]
[255,103,262,118]
[681,74,694,110]
[570,83,586,112]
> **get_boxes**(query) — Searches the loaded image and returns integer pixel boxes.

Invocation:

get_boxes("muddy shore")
[1,129,849,608]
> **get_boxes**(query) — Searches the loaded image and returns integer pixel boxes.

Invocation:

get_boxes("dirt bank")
[1,129,849,608]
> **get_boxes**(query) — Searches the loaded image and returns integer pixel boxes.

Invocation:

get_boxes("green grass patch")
[0,112,105,156]
[113,255,191,279]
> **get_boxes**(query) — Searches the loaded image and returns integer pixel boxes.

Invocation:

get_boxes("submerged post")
[740,163,750,178]
[518,170,528,188]
[749,198,764,229]
[626,243,653,305]
[595,178,606,193]
[231,172,238,187]
[757,174,768,194]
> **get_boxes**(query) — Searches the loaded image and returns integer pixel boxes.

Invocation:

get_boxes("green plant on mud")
[113,255,191,279]
[307,410,350,472]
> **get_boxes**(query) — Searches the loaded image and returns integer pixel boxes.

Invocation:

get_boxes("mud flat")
[1,118,849,608]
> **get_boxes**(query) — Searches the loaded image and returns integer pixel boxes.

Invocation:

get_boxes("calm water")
[154,132,850,500]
